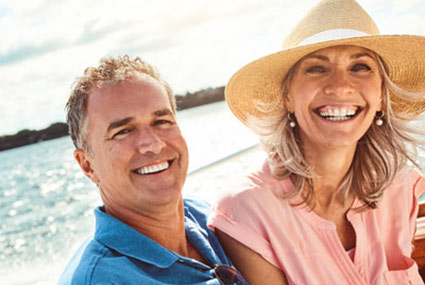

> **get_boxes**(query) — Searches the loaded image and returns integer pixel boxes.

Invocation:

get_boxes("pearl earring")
[375,111,384,126]
[288,113,296,128]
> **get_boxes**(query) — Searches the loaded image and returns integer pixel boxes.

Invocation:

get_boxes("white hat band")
[299,29,370,46]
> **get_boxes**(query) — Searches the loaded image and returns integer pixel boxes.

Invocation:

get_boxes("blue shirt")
[58,198,242,284]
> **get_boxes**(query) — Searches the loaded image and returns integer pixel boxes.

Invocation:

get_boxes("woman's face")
[286,45,383,152]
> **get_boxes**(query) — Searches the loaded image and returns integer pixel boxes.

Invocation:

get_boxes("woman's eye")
[305,65,326,73]
[351,63,371,72]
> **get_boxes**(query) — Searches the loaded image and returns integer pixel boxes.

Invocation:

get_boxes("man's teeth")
[319,106,358,121]
[137,161,169,175]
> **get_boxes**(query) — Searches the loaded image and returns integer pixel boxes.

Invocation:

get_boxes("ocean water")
[0,102,264,284]
[2,101,424,284]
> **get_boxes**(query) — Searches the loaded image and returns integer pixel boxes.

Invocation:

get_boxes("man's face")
[75,77,189,214]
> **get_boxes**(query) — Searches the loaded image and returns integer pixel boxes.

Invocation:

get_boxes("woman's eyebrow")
[302,53,374,62]
[303,54,329,61]
[350,53,374,60]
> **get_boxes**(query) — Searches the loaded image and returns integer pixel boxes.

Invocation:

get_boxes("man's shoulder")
[58,237,110,285]
[183,197,214,232]
[183,197,211,213]
[59,237,148,284]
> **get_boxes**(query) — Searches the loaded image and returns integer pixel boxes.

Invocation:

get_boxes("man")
[58,56,244,284]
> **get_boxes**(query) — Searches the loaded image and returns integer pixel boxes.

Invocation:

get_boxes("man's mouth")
[134,161,171,175]
[315,106,362,121]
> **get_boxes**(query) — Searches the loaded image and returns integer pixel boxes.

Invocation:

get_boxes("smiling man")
[58,56,244,285]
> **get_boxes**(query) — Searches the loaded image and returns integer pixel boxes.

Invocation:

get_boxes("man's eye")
[153,120,173,126]
[305,65,326,73]
[351,63,371,72]
[113,128,131,138]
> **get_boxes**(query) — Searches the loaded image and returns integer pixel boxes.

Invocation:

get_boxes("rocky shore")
[0,86,225,151]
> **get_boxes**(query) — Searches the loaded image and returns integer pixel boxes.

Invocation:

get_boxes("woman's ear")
[379,80,387,112]
[285,93,295,113]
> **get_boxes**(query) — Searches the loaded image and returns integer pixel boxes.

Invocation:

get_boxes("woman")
[208,0,425,284]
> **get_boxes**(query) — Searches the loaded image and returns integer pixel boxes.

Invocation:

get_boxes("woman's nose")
[323,69,355,96]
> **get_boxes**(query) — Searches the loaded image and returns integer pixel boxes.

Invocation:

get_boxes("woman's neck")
[303,143,357,207]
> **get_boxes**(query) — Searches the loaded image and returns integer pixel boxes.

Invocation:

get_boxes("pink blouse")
[209,161,425,284]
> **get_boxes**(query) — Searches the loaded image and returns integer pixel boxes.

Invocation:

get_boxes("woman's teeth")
[318,106,358,121]
[136,161,169,175]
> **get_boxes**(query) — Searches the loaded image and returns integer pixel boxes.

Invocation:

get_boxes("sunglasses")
[213,264,245,285]
[177,260,244,284]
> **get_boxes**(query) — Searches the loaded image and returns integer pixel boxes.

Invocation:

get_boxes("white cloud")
[393,0,425,12]
[1,0,425,135]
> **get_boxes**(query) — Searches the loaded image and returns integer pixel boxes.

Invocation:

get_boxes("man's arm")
[216,230,288,285]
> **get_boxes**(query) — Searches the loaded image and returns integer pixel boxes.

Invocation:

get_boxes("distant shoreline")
[0,86,224,151]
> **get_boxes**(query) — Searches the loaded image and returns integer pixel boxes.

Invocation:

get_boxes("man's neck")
[104,197,199,259]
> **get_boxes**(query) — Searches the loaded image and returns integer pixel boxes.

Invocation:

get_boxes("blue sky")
[0,0,424,136]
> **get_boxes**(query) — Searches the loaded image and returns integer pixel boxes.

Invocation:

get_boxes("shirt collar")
[184,207,220,266]
[94,206,179,268]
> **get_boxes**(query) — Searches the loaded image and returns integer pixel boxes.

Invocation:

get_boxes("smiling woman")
[208,0,425,284]
[263,45,403,209]
[286,46,382,151]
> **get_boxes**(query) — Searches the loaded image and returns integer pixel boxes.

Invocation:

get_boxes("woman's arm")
[216,229,288,284]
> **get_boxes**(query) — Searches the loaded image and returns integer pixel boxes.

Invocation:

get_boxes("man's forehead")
[91,76,162,95]
[86,77,172,124]
[88,77,168,107]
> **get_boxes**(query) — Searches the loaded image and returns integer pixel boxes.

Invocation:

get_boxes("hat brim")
[226,35,425,126]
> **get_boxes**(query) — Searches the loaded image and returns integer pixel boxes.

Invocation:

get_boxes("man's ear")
[74,149,100,185]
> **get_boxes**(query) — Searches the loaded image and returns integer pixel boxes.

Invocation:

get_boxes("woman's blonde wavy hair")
[249,53,425,209]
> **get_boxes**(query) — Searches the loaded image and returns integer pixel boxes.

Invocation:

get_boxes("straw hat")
[226,0,425,126]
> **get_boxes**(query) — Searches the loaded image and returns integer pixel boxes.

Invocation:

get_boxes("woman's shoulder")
[213,160,295,214]
[384,167,425,199]
[376,167,425,216]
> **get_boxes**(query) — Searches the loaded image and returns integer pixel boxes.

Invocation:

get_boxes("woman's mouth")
[315,105,362,121]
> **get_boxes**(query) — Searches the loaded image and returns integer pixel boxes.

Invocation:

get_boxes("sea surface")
[0,102,265,284]
[1,101,424,285]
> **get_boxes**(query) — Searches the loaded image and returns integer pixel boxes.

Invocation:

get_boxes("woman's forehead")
[306,45,376,59]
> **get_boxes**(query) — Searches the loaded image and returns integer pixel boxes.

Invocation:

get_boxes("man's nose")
[136,129,166,154]
[323,69,355,96]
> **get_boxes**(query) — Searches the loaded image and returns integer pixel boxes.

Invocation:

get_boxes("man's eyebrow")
[153,109,173,117]
[107,117,134,133]
[106,109,173,133]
